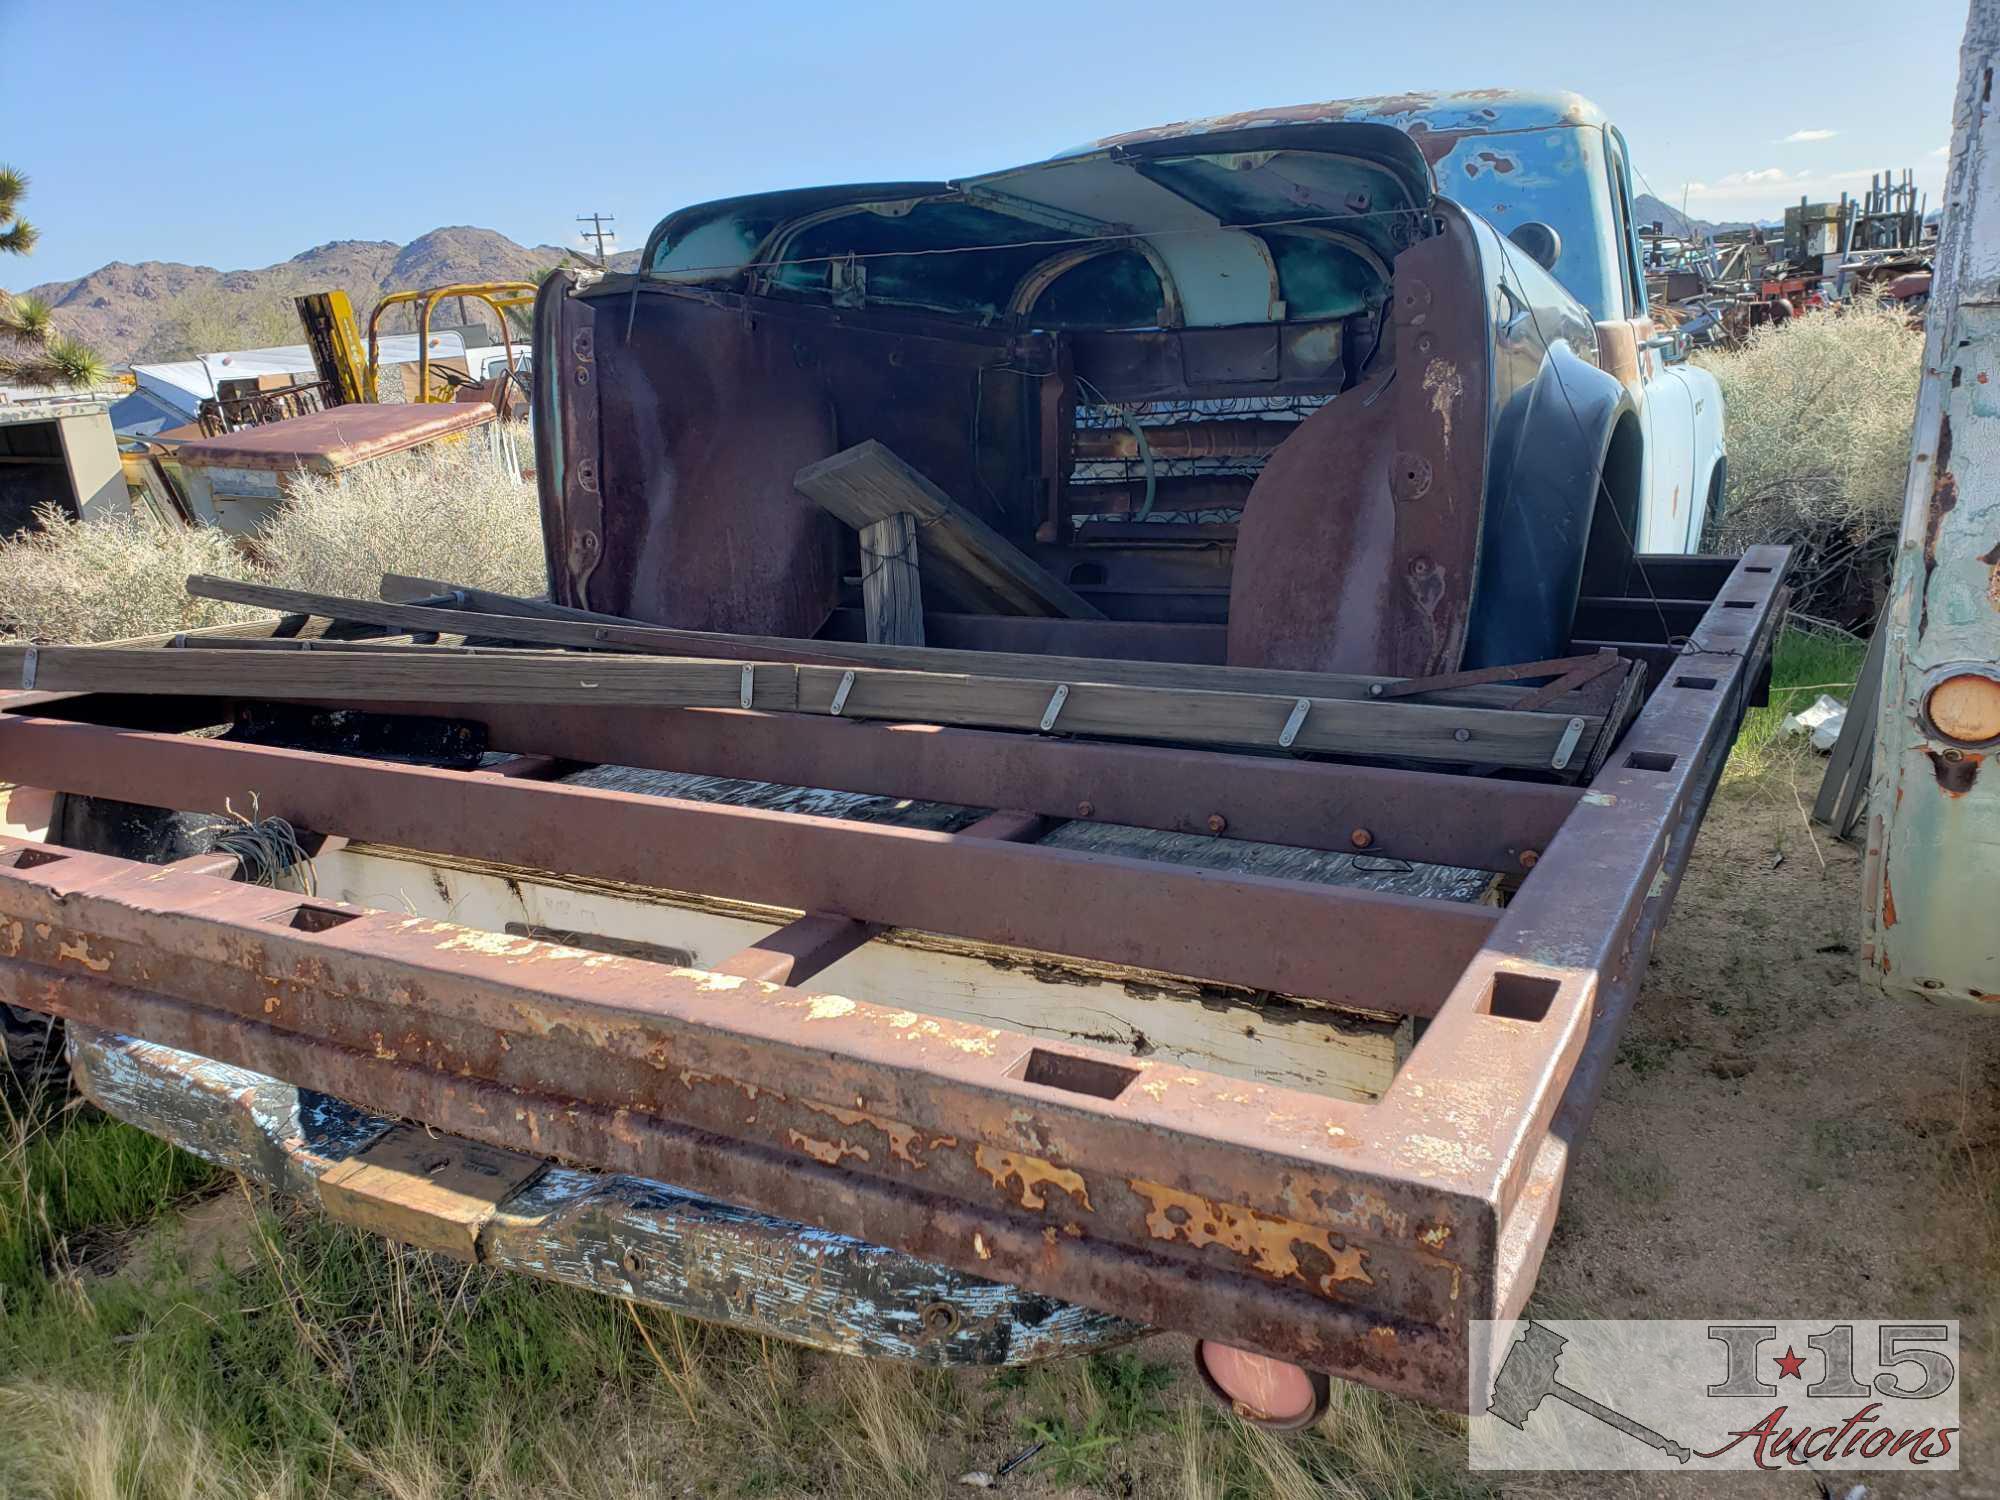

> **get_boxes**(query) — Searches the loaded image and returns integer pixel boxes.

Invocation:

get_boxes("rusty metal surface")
[1226,209,1493,678]
[0,550,1786,1404]
[0,716,1495,1014]
[172,403,496,474]
[70,1025,1140,1364]
[544,281,1042,634]
[326,702,1575,874]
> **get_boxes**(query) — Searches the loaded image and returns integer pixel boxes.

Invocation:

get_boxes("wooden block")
[319,1122,546,1261]
[858,512,924,645]
[796,440,1104,620]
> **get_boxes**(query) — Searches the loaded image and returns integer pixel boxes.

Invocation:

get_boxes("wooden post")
[859,512,925,646]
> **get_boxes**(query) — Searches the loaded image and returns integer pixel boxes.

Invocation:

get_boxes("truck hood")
[639,120,1434,328]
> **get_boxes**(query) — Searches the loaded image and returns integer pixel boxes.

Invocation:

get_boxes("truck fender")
[1463,341,1638,667]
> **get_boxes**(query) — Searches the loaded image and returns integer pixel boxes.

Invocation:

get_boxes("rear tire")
[0,1003,64,1086]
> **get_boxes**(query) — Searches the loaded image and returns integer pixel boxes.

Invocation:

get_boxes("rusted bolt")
[1349,828,1373,849]
[1417,334,1434,354]
[620,1248,647,1277]
[1076,801,1095,818]
[1207,814,1228,834]
[1519,849,1540,869]
[919,1301,961,1337]
[1453,727,1472,743]
[1409,556,1433,576]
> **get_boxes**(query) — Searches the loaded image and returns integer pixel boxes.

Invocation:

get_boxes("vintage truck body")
[0,90,1776,1422]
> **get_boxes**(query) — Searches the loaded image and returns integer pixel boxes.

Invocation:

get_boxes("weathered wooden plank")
[2,643,798,710]
[319,1122,547,1262]
[794,664,1591,769]
[2,637,1592,768]
[858,512,925,645]
[188,576,1549,709]
[795,440,1105,619]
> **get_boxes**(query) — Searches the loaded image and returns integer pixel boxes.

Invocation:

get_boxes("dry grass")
[1693,301,1924,623]
[254,428,542,602]
[0,510,261,644]
[0,425,541,644]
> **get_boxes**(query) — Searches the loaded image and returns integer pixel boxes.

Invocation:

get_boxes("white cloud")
[1781,128,1838,143]
[1932,144,1952,157]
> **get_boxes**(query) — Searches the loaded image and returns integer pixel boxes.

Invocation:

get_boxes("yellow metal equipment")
[294,290,370,407]
[364,282,536,403]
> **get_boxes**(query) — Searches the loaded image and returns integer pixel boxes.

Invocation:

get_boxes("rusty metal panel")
[69,1026,1139,1364]
[1861,7,2000,1008]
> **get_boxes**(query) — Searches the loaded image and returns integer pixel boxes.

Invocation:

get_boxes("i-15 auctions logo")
[1469,1320,1959,1471]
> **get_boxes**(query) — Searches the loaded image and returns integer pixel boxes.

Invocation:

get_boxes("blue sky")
[0,0,1972,286]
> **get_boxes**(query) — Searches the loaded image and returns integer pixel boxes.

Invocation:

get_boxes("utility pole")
[575,213,617,266]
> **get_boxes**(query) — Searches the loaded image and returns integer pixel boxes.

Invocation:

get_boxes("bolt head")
[1207,814,1228,834]
[1076,801,1094,818]
[1519,849,1540,869]
[1349,828,1374,849]
[1453,727,1471,743]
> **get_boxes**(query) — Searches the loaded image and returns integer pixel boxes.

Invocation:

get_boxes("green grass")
[1725,624,1871,786]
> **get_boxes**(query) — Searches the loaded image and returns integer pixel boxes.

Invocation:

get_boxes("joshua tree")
[0,165,105,389]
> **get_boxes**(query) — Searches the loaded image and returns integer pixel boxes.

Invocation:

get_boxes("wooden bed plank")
[795,441,1105,620]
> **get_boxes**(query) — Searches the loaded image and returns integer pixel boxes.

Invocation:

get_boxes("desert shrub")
[0,425,543,644]
[0,506,259,643]
[1694,300,1924,625]
[258,426,543,599]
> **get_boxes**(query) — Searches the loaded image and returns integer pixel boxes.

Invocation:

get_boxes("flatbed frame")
[0,546,1786,1406]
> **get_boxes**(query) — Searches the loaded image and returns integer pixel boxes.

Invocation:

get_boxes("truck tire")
[1,1002,64,1086]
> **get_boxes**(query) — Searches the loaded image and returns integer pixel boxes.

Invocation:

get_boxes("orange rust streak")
[1129,1179,1373,1294]
[974,1145,1092,1212]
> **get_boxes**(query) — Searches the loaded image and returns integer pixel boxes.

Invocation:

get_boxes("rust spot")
[1422,358,1463,447]
[976,1145,1092,1211]
[1921,416,1957,636]
[1128,1179,1373,1294]
[805,1101,954,1169]
[1417,1222,1452,1250]
[787,1129,869,1167]
[1882,869,1898,928]
[56,937,110,973]
[1925,749,1983,795]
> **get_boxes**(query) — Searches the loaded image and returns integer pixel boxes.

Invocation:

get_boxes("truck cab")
[534,89,1723,677]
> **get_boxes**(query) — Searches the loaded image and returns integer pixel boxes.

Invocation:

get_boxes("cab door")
[1599,130,1708,554]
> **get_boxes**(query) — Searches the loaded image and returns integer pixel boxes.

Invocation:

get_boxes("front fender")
[1464,340,1635,667]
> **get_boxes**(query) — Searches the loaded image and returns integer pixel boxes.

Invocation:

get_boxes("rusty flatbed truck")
[0,90,1784,1425]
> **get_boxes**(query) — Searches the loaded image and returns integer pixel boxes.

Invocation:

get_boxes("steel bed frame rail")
[0,547,1786,1406]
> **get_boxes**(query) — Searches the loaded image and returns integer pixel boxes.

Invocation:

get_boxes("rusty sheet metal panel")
[172,403,496,475]
[70,1026,1137,1363]
[545,280,1046,636]
[0,551,1784,1404]
[1227,206,1493,677]
[1862,6,2000,1009]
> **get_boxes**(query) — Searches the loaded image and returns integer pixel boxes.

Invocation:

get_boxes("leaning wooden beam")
[0,643,1601,770]
[190,576,1551,709]
[795,440,1105,620]
[0,715,1496,1014]
[856,511,925,645]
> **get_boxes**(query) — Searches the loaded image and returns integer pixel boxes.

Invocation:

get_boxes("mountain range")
[16,227,642,369]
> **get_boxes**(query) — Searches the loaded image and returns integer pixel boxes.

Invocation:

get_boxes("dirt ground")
[1505,770,1998,1500]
